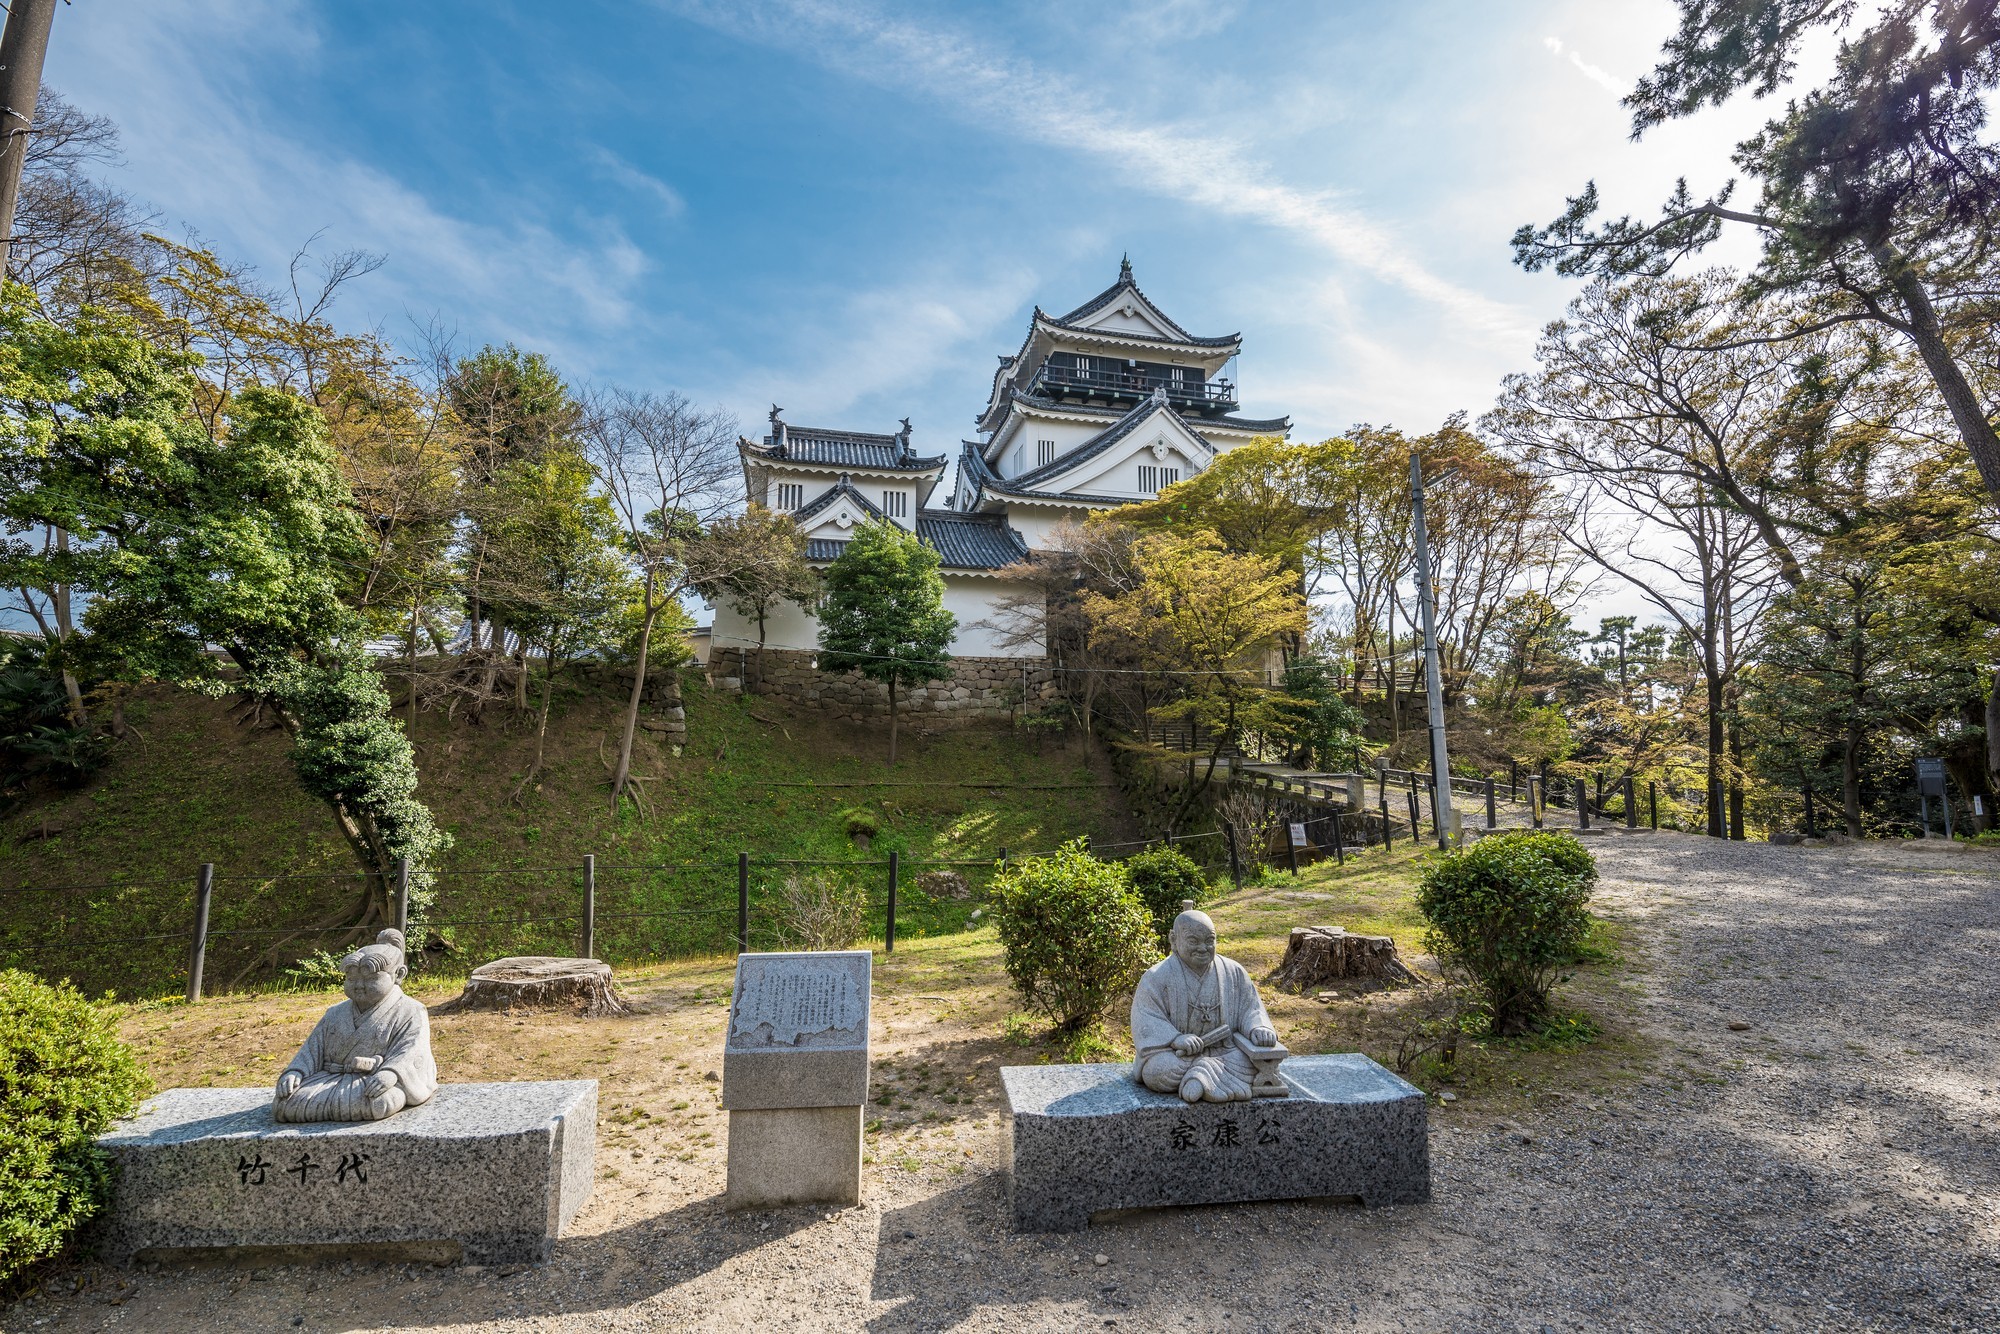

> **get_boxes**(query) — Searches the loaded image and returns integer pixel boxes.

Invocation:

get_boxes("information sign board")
[1915,758,1947,798]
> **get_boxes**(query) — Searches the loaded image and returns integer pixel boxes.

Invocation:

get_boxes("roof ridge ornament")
[1120,253,1133,284]
[1151,385,1168,405]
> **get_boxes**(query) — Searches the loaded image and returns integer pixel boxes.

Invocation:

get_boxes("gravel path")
[13,833,1999,1332]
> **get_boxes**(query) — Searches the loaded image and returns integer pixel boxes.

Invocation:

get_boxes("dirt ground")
[7,833,1998,1332]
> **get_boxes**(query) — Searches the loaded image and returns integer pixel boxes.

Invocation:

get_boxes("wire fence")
[0,827,1270,1002]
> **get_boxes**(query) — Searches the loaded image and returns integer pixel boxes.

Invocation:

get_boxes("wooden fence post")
[885,851,899,954]
[1330,813,1345,866]
[1379,799,1394,850]
[1576,779,1590,830]
[1225,823,1242,890]
[1649,781,1658,831]
[581,854,595,960]
[736,852,749,953]
[185,863,213,1004]
[1405,788,1421,843]
[1528,776,1542,829]
[1509,759,1519,800]
[1624,776,1637,829]
[1485,777,1497,829]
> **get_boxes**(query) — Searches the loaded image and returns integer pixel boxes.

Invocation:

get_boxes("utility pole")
[0,0,59,277]
[1409,452,1454,850]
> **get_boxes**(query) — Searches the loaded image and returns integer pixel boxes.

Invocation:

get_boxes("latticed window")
[882,489,908,518]
[1137,465,1180,492]
[776,483,804,510]
[1036,439,1057,467]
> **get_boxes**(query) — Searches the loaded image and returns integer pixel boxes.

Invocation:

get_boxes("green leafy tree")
[1514,0,2000,501]
[817,521,955,764]
[691,503,816,692]
[0,286,449,925]
[479,450,636,788]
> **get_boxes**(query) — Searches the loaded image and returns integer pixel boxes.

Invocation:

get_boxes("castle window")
[776,483,804,510]
[1036,438,1057,467]
[882,489,908,518]
[1137,465,1180,493]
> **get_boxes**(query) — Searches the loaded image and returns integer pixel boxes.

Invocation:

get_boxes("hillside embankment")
[0,670,1140,996]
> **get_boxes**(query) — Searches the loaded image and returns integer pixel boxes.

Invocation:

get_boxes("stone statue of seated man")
[274,928,438,1123]
[1132,909,1281,1103]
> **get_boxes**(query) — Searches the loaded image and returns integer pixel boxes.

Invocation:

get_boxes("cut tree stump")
[1272,926,1421,992]
[431,956,632,1017]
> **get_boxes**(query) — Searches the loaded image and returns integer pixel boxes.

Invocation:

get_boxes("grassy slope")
[0,670,1137,997]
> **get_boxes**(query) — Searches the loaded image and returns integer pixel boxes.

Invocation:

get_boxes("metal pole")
[1225,823,1242,890]
[185,863,213,1004]
[1409,452,1453,853]
[394,858,410,939]
[1920,792,1931,837]
[1944,792,1955,842]
[581,854,595,960]
[886,851,899,953]
[1486,777,1496,829]
[736,852,749,952]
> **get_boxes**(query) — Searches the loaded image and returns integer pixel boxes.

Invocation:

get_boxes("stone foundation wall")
[708,648,1057,725]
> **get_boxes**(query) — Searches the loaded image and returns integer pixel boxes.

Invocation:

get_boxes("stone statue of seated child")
[1131,908,1288,1103]
[274,928,438,1123]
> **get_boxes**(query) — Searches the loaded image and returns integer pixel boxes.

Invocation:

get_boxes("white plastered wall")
[707,574,1044,660]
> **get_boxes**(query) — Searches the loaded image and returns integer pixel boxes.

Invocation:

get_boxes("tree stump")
[431,957,632,1017]
[1272,926,1420,992]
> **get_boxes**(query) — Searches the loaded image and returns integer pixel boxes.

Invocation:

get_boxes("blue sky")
[51,0,1784,462]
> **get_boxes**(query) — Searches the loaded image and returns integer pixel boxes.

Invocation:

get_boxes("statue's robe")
[1130,954,1272,1102]
[274,990,437,1123]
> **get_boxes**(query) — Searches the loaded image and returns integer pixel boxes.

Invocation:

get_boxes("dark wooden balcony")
[1028,363,1238,414]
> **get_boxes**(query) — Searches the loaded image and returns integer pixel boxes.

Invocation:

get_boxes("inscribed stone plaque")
[722,950,871,1111]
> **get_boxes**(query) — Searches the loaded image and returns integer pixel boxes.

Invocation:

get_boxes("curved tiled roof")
[998,389,1289,435]
[799,505,1029,572]
[917,510,1030,570]
[793,479,889,526]
[748,425,944,472]
[1049,259,1239,347]
[1032,309,1241,350]
[957,442,1133,508]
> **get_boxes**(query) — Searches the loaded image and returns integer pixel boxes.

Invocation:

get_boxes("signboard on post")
[1915,758,1947,797]
[1288,822,1309,848]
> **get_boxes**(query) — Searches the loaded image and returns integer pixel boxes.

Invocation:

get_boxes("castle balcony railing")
[1027,363,1238,413]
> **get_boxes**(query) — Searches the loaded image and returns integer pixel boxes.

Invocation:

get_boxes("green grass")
[0,670,1135,997]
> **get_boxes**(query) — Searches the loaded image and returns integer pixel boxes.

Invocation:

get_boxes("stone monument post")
[722,949,872,1209]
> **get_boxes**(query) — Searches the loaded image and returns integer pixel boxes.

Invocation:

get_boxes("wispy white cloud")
[665,0,1529,342]
[1544,37,1632,98]
[51,0,653,369]
[586,147,688,220]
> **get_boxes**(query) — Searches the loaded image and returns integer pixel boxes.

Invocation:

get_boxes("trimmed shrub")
[1122,846,1213,952]
[1415,830,1596,1035]
[1,971,151,1286]
[992,839,1156,1035]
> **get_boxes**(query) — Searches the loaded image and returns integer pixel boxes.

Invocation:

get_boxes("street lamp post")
[1410,452,1454,850]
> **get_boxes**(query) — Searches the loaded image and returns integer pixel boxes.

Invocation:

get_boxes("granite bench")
[92,1081,596,1266]
[1003,1054,1428,1232]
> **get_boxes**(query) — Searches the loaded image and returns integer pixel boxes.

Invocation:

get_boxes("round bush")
[992,839,1156,1035]
[1414,830,1596,1035]
[1122,846,1212,952]
[0,971,150,1286]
